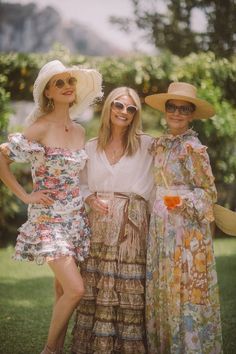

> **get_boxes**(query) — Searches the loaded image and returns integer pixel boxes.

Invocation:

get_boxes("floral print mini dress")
[0,133,90,265]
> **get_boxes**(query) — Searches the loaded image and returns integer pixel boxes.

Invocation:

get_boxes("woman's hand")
[24,190,55,206]
[86,194,108,215]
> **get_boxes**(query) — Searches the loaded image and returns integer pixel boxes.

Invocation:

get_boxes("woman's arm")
[0,152,29,203]
[0,121,53,206]
[0,152,53,205]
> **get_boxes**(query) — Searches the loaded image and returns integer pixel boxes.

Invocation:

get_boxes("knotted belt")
[114,192,147,243]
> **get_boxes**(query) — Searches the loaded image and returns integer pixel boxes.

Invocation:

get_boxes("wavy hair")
[97,87,142,156]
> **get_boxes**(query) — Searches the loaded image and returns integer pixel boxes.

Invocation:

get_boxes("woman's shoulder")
[180,133,209,160]
[72,121,85,134]
[85,137,98,151]
[182,131,206,149]
[23,117,49,142]
[86,137,98,145]
[138,132,155,145]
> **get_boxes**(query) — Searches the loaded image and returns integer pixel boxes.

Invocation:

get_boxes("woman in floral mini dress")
[0,60,102,354]
[145,82,223,354]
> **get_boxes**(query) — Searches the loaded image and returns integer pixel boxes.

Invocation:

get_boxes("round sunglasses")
[112,100,138,115]
[53,76,77,89]
[165,102,195,116]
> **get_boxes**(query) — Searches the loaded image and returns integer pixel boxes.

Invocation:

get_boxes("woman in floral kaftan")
[145,82,223,354]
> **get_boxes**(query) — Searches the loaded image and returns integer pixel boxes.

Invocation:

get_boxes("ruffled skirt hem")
[72,194,149,353]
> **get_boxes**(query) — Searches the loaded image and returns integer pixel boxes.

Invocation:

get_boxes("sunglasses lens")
[68,77,77,86]
[113,100,137,115]
[54,77,77,89]
[113,101,124,110]
[165,103,194,115]
[179,106,193,115]
[165,103,176,113]
[55,79,65,88]
[127,106,137,114]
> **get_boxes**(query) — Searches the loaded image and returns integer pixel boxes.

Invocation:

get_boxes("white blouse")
[80,134,154,201]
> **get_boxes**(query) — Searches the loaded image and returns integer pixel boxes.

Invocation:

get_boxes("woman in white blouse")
[72,87,154,354]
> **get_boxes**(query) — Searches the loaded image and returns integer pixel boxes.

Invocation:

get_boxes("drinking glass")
[163,190,182,210]
[96,191,114,220]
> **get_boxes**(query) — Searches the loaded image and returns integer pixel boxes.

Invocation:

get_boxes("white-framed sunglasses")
[112,100,138,115]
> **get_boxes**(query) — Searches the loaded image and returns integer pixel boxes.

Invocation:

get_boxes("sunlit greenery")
[0,49,236,242]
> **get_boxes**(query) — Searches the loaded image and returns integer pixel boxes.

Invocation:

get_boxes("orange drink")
[163,195,182,210]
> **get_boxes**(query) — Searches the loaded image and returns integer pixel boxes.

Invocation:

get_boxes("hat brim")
[145,93,215,119]
[213,204,236,236]
[69,67,103,118]
[27,64,103,124]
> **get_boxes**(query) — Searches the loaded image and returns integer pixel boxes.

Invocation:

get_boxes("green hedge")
[0,48,236,242]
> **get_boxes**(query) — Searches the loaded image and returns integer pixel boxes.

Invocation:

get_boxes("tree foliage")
[0,50,235,240]
[0,73,17,242]
[110,0,236,58]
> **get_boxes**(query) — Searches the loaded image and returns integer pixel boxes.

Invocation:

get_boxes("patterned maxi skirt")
[146,188,223,354]
[72,193,149,354]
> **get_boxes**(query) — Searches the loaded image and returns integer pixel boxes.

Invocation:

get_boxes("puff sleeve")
[0,133,44,163]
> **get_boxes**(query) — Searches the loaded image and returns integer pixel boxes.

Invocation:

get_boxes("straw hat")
[26,60,103,124]
[213,204,236,236]
[145,82,215,119]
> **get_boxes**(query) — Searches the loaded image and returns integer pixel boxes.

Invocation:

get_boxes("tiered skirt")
[72,193,149,354]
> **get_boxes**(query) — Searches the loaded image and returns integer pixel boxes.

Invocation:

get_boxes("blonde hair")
[97,87,142,156]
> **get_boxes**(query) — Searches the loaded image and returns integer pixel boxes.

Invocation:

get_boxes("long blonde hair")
[97,87,142,156]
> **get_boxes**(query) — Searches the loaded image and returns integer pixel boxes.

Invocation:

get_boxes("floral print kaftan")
[146,129,222,354]
[0,133,90,264]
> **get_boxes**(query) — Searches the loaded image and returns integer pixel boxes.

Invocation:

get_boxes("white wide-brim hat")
[213,204,236,236]
[26,60,103,124]
[145,82,215,119]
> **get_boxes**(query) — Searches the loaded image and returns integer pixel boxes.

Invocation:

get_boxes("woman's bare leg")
[45,256,84,352]
[53,278,68,352]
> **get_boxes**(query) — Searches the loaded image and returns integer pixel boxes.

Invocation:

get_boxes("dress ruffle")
[72,195,148,353]
[14,205,90,264]
[0,133,45,163]
[0,133,90,264]
[149,128,198,155]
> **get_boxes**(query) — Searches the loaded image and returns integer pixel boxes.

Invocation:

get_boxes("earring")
[47,98,54,111]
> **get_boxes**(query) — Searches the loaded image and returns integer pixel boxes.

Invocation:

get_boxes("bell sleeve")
[179,140,217,224]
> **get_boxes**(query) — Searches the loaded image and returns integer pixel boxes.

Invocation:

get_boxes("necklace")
[46,117,70,132]
[64,118,70,132]
[106,138,125,165]
[107,147,124,165]
[112,149,123,161]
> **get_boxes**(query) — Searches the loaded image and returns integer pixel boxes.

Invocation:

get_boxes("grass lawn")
[0,238,236,354]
